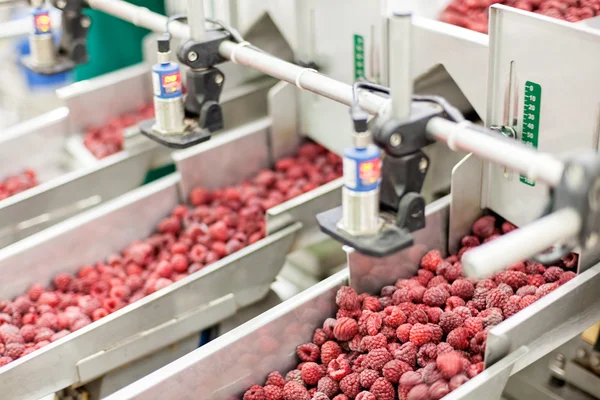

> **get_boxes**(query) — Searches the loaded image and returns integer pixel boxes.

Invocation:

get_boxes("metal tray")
[0,108,154,249]
[105,196,600,400]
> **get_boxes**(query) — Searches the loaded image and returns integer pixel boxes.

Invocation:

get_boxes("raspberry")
[559,271,577,285]
[409,324,432,346]
[450,279,474,300]
[437,343,453,356]
[380,285,397,297]
[362,297,383,312]
[467,362,484,378]
[0,356,13,367]
[422,287,449,307]
[445,296,466,311]
[421,250,442,272]
[461,235,480,247]
[27,284,45,302]
[503,296,521,318]
[435,351,464,379]
[426,276,448,289]
[421,363,444,385]
[407,384,429,400]
[53,273,73,292]
[365,348,393,372]
[266,371,286,388]
[365,313,383,336]
[452,306,471,321]
[339,372,360,398]
[472,216,496,239]
[425,307,442,324]
[400,370,422,388]
[333,318,358,342]
[359,369,380,389]
[449,374,469,390]
[442,262,463,282]
[384,307,407,328]
[485,289,508,309]
[286,370,303,384]
[528,274,546,287]
[264,385,283,400]
[382,359,412,383]
[417,343,438,367]
[536,282,559,298]
[328,356,352,381]
[38,292,59,307]
[370,378,395,400]
[283,382,310,400]
[298,343,321,362]
[496,271,527,290]
[447,328,470,350]
[429,324,443,344]
[470,331,487,354]
[393,342,417,368]
[463,317,483,336]
[407,309,428,325]
[0,324,20,341]
[561,253,578,269]
[323,319,337,337]
[5,342,24,358]
[71,316,91,331]
[361,333,387,352]
[33,327,54,343]
[397,302,417,316]
[332,396,349,400]
[479,308,503,328]
[337,309,361,320]
[524,262,545,275]
[317,376,339,398]
[336,287,360,311]
[543,266,563,283]
[516,285,537,297]
[311,393,329,400]
[302,362,324,386]
[356,392,376,400]
[508,261,526,273]
[416,269,434,286]
[313,329,328,346]
[439,312,463,334]
[518,295,536,310]
[12,297,33,314]
[20,325,36,342]
[92,308,109,321]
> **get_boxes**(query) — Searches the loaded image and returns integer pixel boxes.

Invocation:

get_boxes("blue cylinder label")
[33,9,52,35]
[344,155,381,191]
[152,67,182,99]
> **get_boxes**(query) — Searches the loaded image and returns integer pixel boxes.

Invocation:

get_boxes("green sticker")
[520,81,542,186]
[354,34,365,80]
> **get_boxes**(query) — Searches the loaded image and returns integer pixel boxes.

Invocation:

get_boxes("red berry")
[536,282,559,298]
[333,318,358,342]
[485,289,509,309]
[439,312,463,334]
[393,342,417,368]
[479,308,503,328]
[516,285,537,297]
[92,308,109,321]
[339,372,360,398]
[451,279,474,300]
[5,342,24,359]
[420,250,442,272]
[527,274,546,287]
[382,359,412,383]
[447,327,470,350]
[407,384,429,400]
[365,348,393,372]
[361,333,387,352]
[370,377,395,400]
[503,296,521,318]
[467,362,484,378]
[436,351,464,378]
[297,343,320,362]
[461,235,480,247]
[328,355,352,381]
[359,369,380,389]
[422,287,449,308]
[425,307,442,324]
[445,296,466,311]
[321,341,342,365]
[356,392,376,400]
[301,362,323,386]
[428,324,443,344]
[283,382,309,400]
[38,292,59,307]
[496,270,527,290]
[208,221,229,241]
[409,323,432,346]
[383,307,407,328]
[559,271,576,285]
[416,269,434,286]
[317,376,339,397]
[27,284,45,302]
[429,380,449,400]
[417,343,438,367]
[543,266,563,283]
[449,374,469,390]
[472,216,496,239]
[463,317,483,336]
[311,393,328,400]
[426,276,449,289]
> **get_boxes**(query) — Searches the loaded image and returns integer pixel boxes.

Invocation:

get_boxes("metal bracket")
[177,29,231,69]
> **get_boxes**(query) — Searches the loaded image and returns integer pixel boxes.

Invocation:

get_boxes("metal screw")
[590,353,600,368]
[419,157,428,173]
[390,133,402,147]
[566,164,585,190]
[187,51,198,62]
[81,17,91,29]
[56,0,67,8]
[576,347,588,361]
[215,74,224,86]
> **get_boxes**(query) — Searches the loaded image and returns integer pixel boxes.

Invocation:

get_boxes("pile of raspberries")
[440,0,600,33]
[242,215,578,400]
[0,142,342,369]
[0,169,38,202]
[83,104,154,159]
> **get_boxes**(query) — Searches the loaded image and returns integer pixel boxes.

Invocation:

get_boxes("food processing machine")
[1,1,600,399]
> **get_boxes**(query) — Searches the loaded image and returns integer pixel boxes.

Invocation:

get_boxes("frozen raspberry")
[337,309,361,320]
[461,235,480,247]
[297,343,320,362]
[519,295,537,310]
[496,271,527,290]
[422,287,449,307]
[561,253,578,269]
[264,385,283,400]
[266,371,286,388]
[470,331,487,354]
[426,324,441,344]
[559,271,576,285]
[0,356,13,367]
[479,308,503,328]
[370,377,395,400]
[339,372,360,398]
[445,296,465,311]
[50,330,70,342]
[452,306,471,321]
[407,384,429,400]
[407,309,428,325]
[302,362,324,386]
[503,296,521,318]
[467,362,484,378]
[400,370,422,388]
[524,262,544,275]
[33,327,53,343]
[397,302,417,316]
[38,292,59,307]
[71,315,91,331]
[12,297,33,314]
[417,343,438,367]
[527,274,546,287]
[472,216,496,239]
[365,313,383,336]
[436,351,464,379]
[358,369,379,389]
[409,324,432,346]
[393,342,417,367]
[365,348,393,372]
[425,307,442,324]
[0,324,20,341]
[500,221,516,234]
[421,250,442,272]
[543,266,563,283]
[416,269,435,286]
[450,279,474,300]
[382,359,412,383]
[361,333,387,352]
[449,374,469,391]
[384,307,407,328]
[313,329,328,346]
[333,318,358,342]
[328,355,352,381]
[283,382,310,400]
[536,282,559,298]
[53,273,73,292]
[20,325,36,342]
[286,370,303,384]
[447,327,470,350]
[422,363,444,385]
[317,376,339,398]
[485,289,508,309]
[463,317,483,337]
[26,284,44,302]
[516,285,537,297]
[380,286,397,297]
[442,262,462,282]
[311,393,328,400]
[439,312,462,334]
[5,342,24,358]
[435,343,452,356]
[430,380,450,400]
[336,287,360,311]
[323,318,337,337]
[362,296,382,312]
[426,276,448,289]
[92,308,108,321]
[471,354,483,364]
[396,324,412,344]
[332,396,349,400]
[465,301,479,317]
[356,392,376,400]
[508,261,526,273]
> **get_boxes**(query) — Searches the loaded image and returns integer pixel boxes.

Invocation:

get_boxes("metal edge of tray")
[0,174,301,400]
[0,141,156,249]
[104,269,350,400]
[346,195,450,295]
[0,107,72,181]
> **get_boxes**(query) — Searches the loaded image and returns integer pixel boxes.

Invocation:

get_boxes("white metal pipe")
[87,0,190,39]
[388,12,412,119]
[187,0,205,42]
[462,208,582,279]
[426,117,565,188]
[218,40,388,115]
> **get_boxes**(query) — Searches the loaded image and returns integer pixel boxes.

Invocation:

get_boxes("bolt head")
[419,157,428,173]
[187,51,198,62]
[390,133,402,147]
[81,17,91,29]
[215,74,223,85]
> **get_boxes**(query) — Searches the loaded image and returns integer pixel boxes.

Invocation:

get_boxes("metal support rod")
[426,117,565,188]
[462,208,582,279]
[187,0,205,41]
[388,12,412,119]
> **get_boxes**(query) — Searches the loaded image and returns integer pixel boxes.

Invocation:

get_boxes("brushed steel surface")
[347,195,450,294]
[268,81,300,162]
